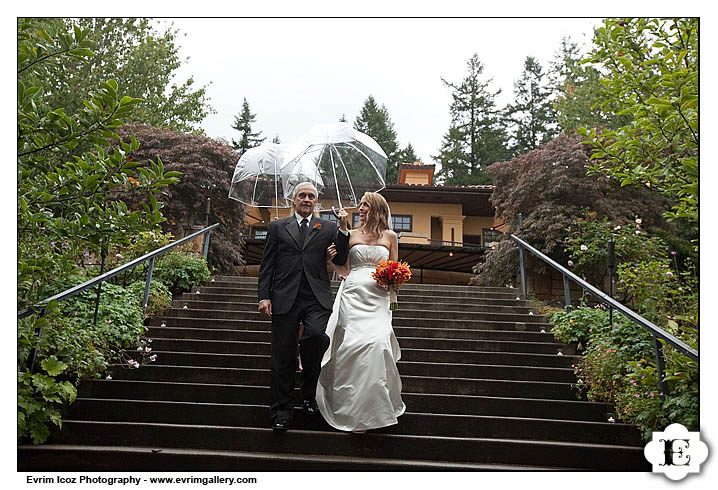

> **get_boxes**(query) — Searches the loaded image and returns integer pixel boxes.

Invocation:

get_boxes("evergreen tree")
[505,56,558,156]
[354,95,400,184]
[231,98,266,154]
[434,54,510,186]
[397,142,422,164]
[339,113,348,122]
[548,37,628,133]
[271,134,281,144]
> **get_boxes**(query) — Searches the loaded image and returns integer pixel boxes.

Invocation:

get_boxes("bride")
[316,192,405,433]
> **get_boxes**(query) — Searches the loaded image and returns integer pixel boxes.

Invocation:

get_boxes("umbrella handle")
[331,206,340,219]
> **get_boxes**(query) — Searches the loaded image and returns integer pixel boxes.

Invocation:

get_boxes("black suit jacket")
[258,215,349,315]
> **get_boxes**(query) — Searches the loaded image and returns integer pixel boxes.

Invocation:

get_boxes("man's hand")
[326,244,337,261]
[258,299,272,317]
[336,208,349,231]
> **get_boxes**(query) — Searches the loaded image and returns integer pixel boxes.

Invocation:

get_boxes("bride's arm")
[388,230,399,262]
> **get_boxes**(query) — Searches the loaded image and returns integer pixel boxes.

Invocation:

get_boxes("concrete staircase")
[18,276,650,471]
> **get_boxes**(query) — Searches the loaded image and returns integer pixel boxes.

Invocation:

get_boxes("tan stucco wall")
[384,202,464,245]
[246,201,497,246]
[463,216,495,236]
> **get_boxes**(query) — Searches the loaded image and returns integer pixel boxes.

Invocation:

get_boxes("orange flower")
[128,177,140,186]
[372,260,412,310]
[313,222,322,230]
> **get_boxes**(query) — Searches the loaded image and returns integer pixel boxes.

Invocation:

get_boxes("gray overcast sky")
[165,17,602,164]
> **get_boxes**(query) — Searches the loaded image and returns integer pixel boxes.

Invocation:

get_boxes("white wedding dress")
[316,244,406,432]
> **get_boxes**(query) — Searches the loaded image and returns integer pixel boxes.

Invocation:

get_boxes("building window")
[482,228,503,245]
[320,212,339,223]
[391,215,412,232]
[253,228,268,239]
[352,213,361,229]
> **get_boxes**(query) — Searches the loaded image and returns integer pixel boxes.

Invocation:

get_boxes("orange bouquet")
[372,260,412,310]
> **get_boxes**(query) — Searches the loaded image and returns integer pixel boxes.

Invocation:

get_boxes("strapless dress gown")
[316,244,405,431]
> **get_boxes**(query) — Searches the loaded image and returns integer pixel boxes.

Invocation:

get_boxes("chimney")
[398,161,435,185]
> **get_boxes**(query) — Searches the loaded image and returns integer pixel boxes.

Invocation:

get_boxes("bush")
[153,251,211,294]
[17,281,155,443]
[126,280,172,319]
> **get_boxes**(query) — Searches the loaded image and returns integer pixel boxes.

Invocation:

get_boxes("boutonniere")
[313,222,322,230]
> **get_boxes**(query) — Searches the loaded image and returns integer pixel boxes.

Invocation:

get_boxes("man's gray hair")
[292,182,318,199]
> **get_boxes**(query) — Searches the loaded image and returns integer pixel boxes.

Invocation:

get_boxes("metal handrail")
[510,232,698,395]
[18,223,220,319]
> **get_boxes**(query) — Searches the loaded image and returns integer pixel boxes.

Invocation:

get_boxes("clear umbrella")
[280,123,387,212]
[228,143,289,218]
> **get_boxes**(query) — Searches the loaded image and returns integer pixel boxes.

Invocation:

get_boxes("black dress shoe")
[272,418,290,431]
[303,399,319,415]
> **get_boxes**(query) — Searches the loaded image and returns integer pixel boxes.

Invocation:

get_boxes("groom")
[258,182,349,431]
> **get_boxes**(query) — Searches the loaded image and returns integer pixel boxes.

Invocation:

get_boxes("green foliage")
[505,56,558,155]
[434,54,511,185]
[126,280,172,319]
[18,282,150,443]
[579,18,698,228]
[18,358,77,444]
[549,304,610,346]
[154,251,211,294]
[231,97,266,154]
[548,37,630,132]
[396,142,422,165]
[19,18,214,134]
[564,215,668,288]
[17,20,176,445]
[18,21,180,310]
[114,123,247,274]
[354,95,401,184]
[476,133,671,287]
[617,257,697,333]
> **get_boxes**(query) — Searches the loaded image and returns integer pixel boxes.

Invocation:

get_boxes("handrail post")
[563,274,571,308]
[608,238,615,329]
[142,257,155,317]
[202,230,212,260]
[518,244,527,298]
[517,213,526,297]
[653,334,669,397]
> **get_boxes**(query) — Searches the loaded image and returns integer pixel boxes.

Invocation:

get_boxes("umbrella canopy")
[280,123,387,211]
[228,143,289,209]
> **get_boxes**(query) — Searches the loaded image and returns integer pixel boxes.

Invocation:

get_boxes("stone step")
[131,347,579,370]
[146,325,556,344]
[41,420,650,470]
[210,276,519,295]
[132,351,575,383]
[146,335,573,356]
[64,399,643,446]
[174,298,537,314]
[182,292,535,308]
[18,444,550,471]
[196,285,524,300]
[78,380,610,421]
[152,315,555,333]
[108,365,582,400]
[162,307,548,324]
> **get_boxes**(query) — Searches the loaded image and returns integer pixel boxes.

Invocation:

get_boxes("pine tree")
[397,142,422,164]
[505,56,558,156]
[231,98,265,154]
[548,37,629,132]
[354,95,400,184]
[271,134,281,144]
[339,113,348,122]
[434,54,510,186]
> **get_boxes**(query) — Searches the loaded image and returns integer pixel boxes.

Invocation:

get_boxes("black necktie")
[299,218,308,241]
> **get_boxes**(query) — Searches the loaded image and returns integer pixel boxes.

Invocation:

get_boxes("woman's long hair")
[361,192,390,239]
